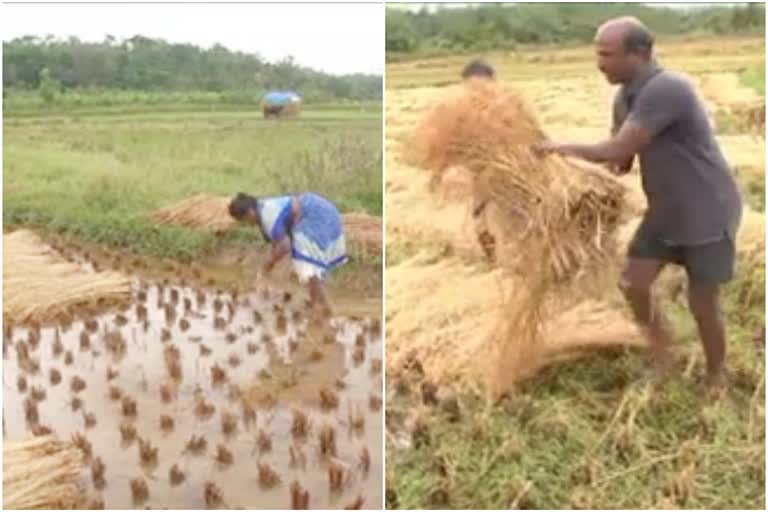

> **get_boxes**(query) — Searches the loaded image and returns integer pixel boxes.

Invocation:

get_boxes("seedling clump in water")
[72,432,93,460]
[258,462,281,489]
[185,434,207,455]
[130,478,149,504]
[215,444,234,467]
[120,423,137,444]
[169,464,186,486]
[71,375,87,393]
[138,438,159,467]
[205,481,224,508]
[291,409,310,439]
[122,396,138,417]
[160,414,175,432]
[91,456,106,489]
[290,480,310,509]
[257,429,272,453]
[319,425,337,457]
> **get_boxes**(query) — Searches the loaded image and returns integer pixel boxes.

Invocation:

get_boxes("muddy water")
[3,279,383,509]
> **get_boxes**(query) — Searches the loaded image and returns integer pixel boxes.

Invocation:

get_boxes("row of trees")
[386,3,765,57]
[3,35,382,102]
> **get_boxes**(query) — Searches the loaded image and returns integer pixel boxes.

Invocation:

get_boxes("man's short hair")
[461,59,496,80]
[622,22,654,57]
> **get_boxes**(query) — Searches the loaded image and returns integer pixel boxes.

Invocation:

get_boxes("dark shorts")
[627,224,735,284]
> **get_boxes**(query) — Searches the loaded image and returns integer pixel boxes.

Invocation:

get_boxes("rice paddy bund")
[385,36,765,509]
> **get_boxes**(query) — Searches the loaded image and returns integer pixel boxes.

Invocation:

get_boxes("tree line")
[386,3,765,58]
[3,35,382,103]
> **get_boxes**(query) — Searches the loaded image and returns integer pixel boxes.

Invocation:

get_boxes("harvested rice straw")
[151,194,235,232]
[3,230,131,324]
[3,436,85,509]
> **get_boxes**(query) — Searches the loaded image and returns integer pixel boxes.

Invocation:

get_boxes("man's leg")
[687,283,726,388]
[683,235,735,389]
[308,277,330,314]
[619,257,673,372]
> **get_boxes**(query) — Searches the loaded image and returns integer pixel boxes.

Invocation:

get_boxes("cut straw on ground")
[3,230,132,324]
[3,436,85,509]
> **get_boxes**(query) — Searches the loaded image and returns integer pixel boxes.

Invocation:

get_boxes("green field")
[3,104,382,267]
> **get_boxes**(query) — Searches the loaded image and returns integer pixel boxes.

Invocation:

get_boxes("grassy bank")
[3,105,382,262]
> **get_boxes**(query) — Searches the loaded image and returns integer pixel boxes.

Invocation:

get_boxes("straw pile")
[151,194,236,232]
[401,79,632,394]
[3,230,132,324]
[3,436,85,509]
[150,196,382,256]
[386,256,642,393]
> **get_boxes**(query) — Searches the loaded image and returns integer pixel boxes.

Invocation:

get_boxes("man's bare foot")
[704,371,726,401]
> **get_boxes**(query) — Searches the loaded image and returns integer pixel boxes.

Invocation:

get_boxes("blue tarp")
[262,91,301,106]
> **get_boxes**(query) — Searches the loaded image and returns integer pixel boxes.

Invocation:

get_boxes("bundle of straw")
[151,194,236,232]
[403,79,633,395]
[3,230,132,324]
[341,213,382,255]
[3,436,85,509]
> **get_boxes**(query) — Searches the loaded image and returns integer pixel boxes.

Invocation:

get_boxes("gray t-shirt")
[613,66,742,245]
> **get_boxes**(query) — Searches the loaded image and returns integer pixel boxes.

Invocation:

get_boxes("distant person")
[228,192,348,312]
[460,58,498,261]
[534,17,742,392]
[461,58,496,80]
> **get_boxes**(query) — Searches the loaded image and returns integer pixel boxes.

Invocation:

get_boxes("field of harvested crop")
[3,103,383,509]
[385,36,765,509]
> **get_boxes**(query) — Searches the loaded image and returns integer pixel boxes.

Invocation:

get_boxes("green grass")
[3,104,382,261]
[740,63,766,95]
[387,272,765,509]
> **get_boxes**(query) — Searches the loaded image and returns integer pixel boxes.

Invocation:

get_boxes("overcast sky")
[2,3,384,76]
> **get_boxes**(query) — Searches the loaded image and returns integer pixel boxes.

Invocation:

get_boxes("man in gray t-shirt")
[535,17,742,391]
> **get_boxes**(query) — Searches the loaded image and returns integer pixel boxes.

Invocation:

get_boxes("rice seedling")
[79,331,91,351]
[319,388,339,410]
[115,313,129,326]
[164,304,177,325]
[211,364,227,386]
[138,438,158,467]
[106,385,121,401]
[348,405,365,434]
[204,481,224,508]
[17,375,27,392]
[370,358,382,375]
[161,328,172,342]
[160,415,174,433]
[160,383,174,403]
[106,366,119,380]
[84,319,99,333]
[276,314,287,334]
[228,353,241,368]
[200,344,212,356]
[345,496,366,509]
[369,394,382,412]
[83,412,97,429]
[355,334,365,347]
[170,288,179,304]
[291,408,311,439]
[214,444,233,467]
[256,429,272,453]
[121,396,138,417]
[169,464,186,486]
[359,446,371,474]
[253,311,263,324]
[247,342,259,355]
[213,298,223,313]
[130,478,149,505]
[184,434,207,455]
[220,411,238,437]
[290,480,309,509]
[104,330,126,359]
[70,396,83,412]
[214,317,226,330]
[328,461,345,493]
[31,424,52,436]
[91,456,106,489]
[352,346,365,366]
[52,330,64,357]
[71,375,87,393]
[289,444,307,469]
[318,425,337,457]
[194,398,216,420]
[72,432,92,460]
[120,423,137,444]
[225,332,237,343]
[179,318,190,332]
[47,367,62,386]
[257,462,281,489]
